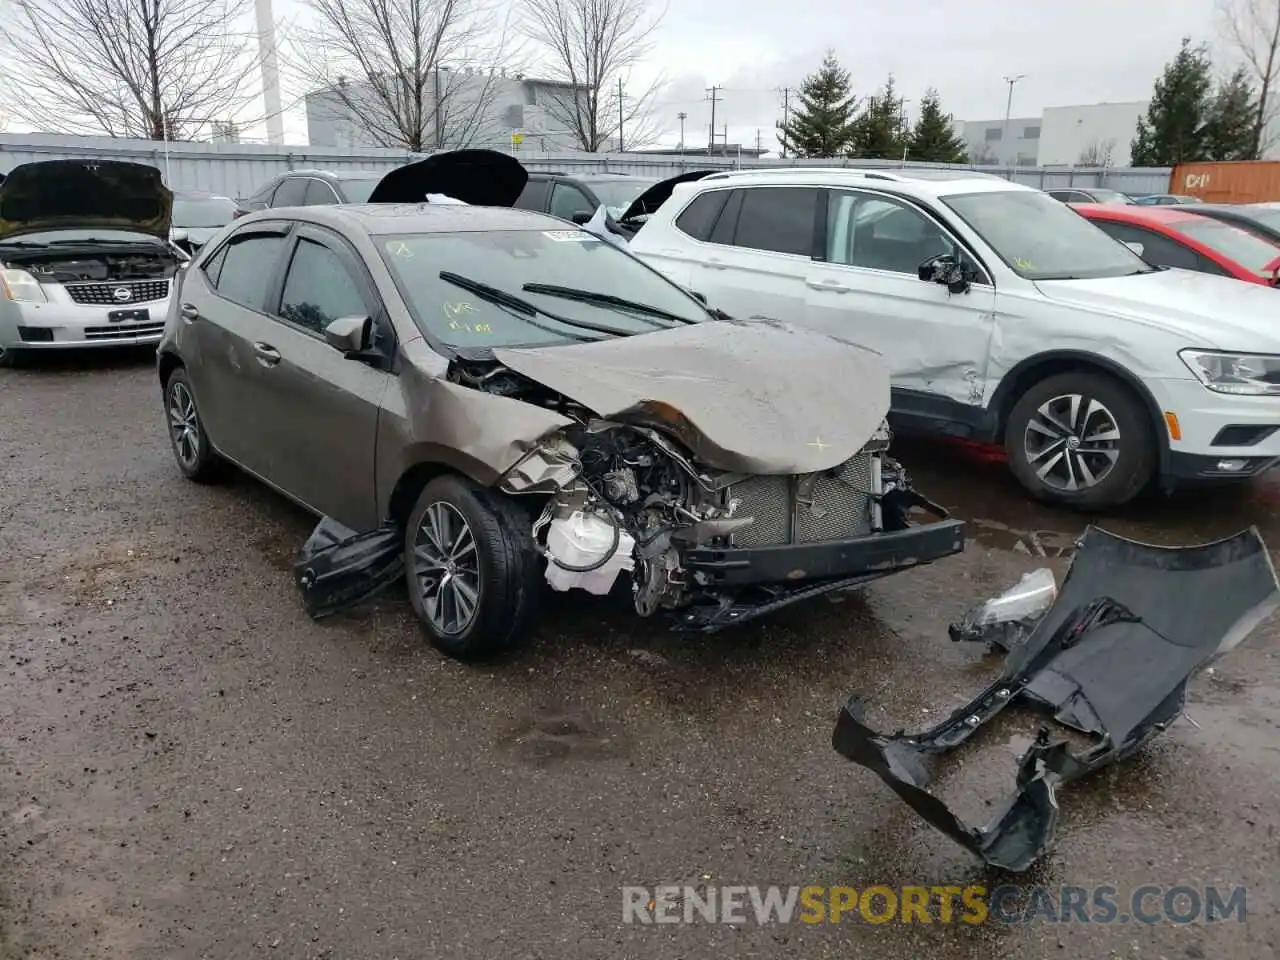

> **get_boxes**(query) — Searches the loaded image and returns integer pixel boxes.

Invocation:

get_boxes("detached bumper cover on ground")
[832,525,1280,872]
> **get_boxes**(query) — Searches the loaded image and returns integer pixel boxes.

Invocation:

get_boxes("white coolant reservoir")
[544,510,636,595]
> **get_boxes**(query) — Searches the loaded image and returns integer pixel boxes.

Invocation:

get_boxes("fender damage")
[832,524,1280,872]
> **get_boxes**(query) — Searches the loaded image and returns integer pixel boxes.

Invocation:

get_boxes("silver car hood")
[493,318,891,474]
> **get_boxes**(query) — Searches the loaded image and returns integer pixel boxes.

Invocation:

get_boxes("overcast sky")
[262,0,1227,151]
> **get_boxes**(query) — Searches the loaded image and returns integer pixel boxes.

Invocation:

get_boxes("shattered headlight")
[1180,349,1280,395]
[1,268,47,303]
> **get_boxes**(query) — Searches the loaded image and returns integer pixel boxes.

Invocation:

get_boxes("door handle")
[179,302,200,323]
[806,278,850,293]
[705,257,727,270]
[252,342,282,367]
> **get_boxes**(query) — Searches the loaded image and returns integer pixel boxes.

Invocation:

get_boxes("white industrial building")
[960,101,1147,167]
[306,70,587,152]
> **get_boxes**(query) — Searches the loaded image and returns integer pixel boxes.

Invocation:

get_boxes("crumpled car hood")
[367,149,528,206]
[0,160,173,241]
[494,318,891,474]
[619,169,720,223]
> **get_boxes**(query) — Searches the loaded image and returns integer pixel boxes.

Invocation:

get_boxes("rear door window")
[271,178,308,207]
[212,233,289,309]
[674,191,730,241]
[549,183,595,221]
[513,180,550,212]
[731,187,820,257]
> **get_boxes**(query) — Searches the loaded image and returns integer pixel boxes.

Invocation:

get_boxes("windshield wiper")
[520,282,696,326]
[438,271,638,339]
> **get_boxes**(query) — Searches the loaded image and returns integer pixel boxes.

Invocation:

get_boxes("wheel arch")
[157,348,183,389]
[383,448,518,531]
[988,350,1170,474]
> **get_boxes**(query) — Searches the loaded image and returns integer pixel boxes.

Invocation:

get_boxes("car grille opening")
[725,453,875,548]
[64,280,170,305]
[83,322,166,340]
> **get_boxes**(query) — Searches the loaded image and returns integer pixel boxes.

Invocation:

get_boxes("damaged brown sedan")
[156,157,963,660]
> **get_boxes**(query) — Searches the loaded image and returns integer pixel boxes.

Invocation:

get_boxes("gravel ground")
[1,349,1277,959]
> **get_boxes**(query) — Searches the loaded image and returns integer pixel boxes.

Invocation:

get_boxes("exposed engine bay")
[0,241,181,284]
[447,355,953,630]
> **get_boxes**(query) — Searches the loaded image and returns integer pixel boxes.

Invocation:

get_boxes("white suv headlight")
[1,268,48,303]
[1179,349,1280,395]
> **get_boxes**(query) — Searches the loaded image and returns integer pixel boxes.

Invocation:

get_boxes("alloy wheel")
[412,502,481,636]
[168,381,200,469]
[1022,393,1121,492]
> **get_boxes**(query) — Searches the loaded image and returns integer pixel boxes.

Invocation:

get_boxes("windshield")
[1177,218,1280,273]
[378,229,708,349]
[942,189,1151,280]
[1245,205,1280,230]
[582,179,655,217]
[172,197,236,228]
[338,178,382,203]
[1090,189,1131,204]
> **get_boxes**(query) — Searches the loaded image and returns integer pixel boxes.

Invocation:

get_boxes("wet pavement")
[1,349,1277,959]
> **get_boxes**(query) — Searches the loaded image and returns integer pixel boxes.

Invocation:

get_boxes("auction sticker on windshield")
[542,231,600,242]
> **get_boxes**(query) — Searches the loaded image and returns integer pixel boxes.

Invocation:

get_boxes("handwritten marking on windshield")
[1015,257,1035,270]
[442,300,490,333]
[388,241,413,257]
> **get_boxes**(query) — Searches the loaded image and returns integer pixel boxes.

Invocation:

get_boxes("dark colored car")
[514,172,657,224]
[1185,201,1280,244]
[156,188,963,661]
[1046,187,1133,204]
[1073,202,1280,285]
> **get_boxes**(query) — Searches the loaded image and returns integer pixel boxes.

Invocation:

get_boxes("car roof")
[681,166,1024,197]
[240,202,572,235]
[1071,203,1211,225]
[283,169,385,180]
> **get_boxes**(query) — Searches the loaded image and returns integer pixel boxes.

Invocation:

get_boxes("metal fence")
[0,132,1174,199]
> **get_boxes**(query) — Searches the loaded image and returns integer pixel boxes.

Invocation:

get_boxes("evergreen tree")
[777,51,858,158]
[907,89,968,163]
[850,75,904,159]
[1205,66,1258,160]
[1130,37,1214,166]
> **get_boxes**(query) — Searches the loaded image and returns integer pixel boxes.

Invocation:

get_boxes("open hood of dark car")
[0,159,172,242]
[493,317,891,475]
[366,149,528,206]
[618,169,720,223]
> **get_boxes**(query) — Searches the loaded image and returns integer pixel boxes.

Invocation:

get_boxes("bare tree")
[1219,0,1280,155]
[521,0,666,152]
[286,0,522,152]
[1077,137,1117,166]
[0,0,265,140]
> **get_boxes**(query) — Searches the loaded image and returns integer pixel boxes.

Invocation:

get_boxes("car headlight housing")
[1,268,48,303]
[1179,349,1280,395]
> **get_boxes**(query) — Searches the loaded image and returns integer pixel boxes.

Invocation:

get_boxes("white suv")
[628,167,1280,509]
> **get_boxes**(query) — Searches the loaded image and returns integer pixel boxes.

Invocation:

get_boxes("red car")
[1071,202,1280,286]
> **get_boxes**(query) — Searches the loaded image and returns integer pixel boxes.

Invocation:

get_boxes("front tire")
[0,346,26,368]
[404,475,542,662]
[1004,371,1155,510]
[164,367,224,483]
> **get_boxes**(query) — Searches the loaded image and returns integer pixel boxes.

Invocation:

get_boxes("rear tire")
[404,475,543,662]
[164,367,224,483]
[0,347,26,368]
[1004,371,1155,510]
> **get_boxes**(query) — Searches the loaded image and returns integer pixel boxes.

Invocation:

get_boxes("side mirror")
[689,290,708,305]
[324,315,372,355]
[570,211,592,225]
[918,254,973,294]
[1123,241,1145,257]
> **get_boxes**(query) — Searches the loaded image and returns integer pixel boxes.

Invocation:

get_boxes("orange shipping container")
[1169,160,1280,203]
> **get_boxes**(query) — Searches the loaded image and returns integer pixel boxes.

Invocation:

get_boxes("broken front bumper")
[683,519,965,587]
[831,524,1280,872]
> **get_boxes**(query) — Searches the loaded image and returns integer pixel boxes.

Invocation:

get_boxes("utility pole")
[706,85,722,154]
[898,97,911,165]
[755,128,761,154]
[1002,74,1025,171]
[618,77,625,151]
[677,111,687,150]
[780,87,791,158]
